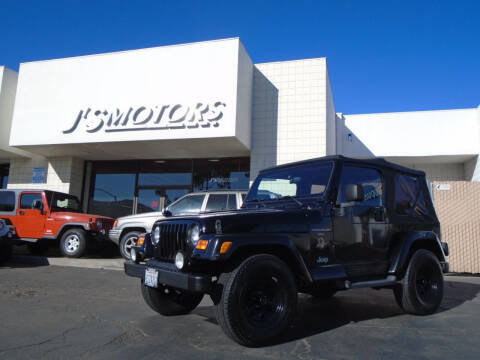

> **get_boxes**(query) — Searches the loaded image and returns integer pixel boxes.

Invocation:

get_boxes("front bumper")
[108,229,121,245]
[124,259,212,293]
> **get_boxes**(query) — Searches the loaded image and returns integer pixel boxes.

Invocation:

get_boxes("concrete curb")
[10,255,125,271]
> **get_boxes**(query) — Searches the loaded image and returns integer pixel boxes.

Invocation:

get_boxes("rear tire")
[141,282,203,316]
[119,231,140,260]
[215,254,297,347]
[394,249,444,315]
[60,229,87,258]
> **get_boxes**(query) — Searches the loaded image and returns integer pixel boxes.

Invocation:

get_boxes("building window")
[0,164,9,189]
[87,158,249,218]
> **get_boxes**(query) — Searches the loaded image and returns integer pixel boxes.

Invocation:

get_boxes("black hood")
[158,205,327,234]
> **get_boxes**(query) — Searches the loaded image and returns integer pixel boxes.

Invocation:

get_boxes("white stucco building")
[0,38,479,218]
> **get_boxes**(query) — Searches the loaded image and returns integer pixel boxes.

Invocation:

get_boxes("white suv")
[109,190,247,259]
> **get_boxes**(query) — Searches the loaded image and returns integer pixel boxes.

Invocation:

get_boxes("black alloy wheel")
[394,249,444,315]
[215,254,297,347]
[141,282,203,316]
[242,269,288,326]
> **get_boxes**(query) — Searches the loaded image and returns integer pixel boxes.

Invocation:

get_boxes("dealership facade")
[0,38,479,221]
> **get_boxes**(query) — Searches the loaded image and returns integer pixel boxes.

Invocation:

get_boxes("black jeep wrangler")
[125,156,449,346]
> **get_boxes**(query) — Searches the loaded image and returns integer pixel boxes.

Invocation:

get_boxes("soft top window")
[394,174,430,217]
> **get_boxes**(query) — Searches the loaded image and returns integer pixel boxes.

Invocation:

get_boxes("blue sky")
[0,0,478,114]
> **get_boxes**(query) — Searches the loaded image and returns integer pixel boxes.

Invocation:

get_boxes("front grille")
[156,222,190,261]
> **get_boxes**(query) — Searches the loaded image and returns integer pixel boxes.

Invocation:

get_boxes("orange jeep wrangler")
[0,189,114,258]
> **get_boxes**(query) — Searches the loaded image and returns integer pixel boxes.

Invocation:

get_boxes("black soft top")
[260,155,426,177]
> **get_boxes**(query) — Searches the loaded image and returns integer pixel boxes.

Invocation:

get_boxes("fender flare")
[388,231,446,276]
[42,223,91,240]
[194,234,313,284]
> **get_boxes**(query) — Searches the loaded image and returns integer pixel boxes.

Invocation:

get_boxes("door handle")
[20,210,25,215]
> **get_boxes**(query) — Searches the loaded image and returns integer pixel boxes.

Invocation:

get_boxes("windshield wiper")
[278,195,307,208]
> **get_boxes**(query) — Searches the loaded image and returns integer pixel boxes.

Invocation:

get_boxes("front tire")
[215,254,297,347]
[60,229,87,258]
[394,249,444,315]
[141,282,203,316]
[119,231,140,260]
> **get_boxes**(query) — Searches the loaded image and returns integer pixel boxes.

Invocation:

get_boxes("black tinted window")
[0,191,15,211]
[339,166,383,206]
[395,175,429,217]
[20,193,43,209]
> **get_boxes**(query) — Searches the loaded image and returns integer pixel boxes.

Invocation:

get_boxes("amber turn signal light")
[137,236,145,246]
[113,220,118,228]
[220,242,232,254]
[196,239,209,250]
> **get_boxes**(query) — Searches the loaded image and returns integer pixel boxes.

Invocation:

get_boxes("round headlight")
[188,224,200,246]
[175,251,185,269]
[153,226,160,245]
[96,219,103,228]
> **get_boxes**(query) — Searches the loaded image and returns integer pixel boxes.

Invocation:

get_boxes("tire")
[215,254,297,347]
[141,282,203,316]
[119,231,141,260]
[27,240,49,255]
[393,249,444,315]
[60,229,87,258]
[0,243,12,264]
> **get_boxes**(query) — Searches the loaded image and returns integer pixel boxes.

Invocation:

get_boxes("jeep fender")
[388,231,447,277]
[43,223,92,240]
[193,234,313,284]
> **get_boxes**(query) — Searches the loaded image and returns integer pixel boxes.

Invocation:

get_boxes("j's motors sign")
[64,102,226,134]
[10,38,252,148]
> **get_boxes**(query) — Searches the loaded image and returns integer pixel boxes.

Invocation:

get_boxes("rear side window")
[394,175,429,217]
[20,193,43,209]
[205,194,227,211]
[0,191,15,212]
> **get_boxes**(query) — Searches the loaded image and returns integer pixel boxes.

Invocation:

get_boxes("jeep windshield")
[45,191,81,213]
[245,162,333,206]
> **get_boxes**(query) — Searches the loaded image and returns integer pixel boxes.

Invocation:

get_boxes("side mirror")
[346,184,364,202]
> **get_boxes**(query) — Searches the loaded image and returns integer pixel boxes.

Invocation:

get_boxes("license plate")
[144,268,158,288]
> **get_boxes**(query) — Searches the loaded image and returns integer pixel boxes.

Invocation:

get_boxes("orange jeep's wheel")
[60,229,87,258]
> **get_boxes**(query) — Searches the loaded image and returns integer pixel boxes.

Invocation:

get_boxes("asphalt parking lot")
[0,257,479,360]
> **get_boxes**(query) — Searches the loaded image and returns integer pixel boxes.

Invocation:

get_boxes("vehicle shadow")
[192,279,480,346]
[2,244,122,269]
